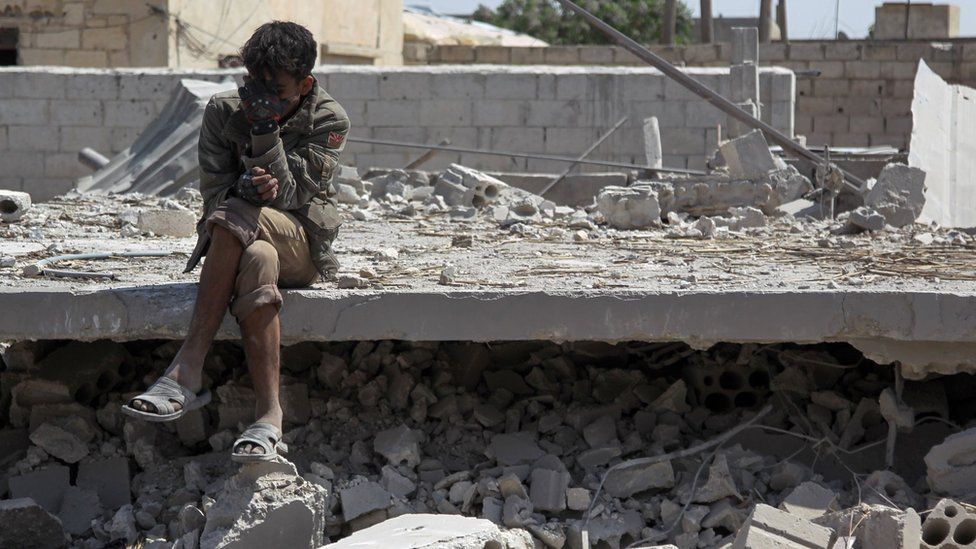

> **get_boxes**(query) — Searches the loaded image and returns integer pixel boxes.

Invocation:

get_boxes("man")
[122,21,349,462]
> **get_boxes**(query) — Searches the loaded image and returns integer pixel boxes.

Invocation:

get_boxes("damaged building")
[2,1,976,549]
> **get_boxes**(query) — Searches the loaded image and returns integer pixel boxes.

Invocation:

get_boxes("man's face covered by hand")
[244,70,314,121]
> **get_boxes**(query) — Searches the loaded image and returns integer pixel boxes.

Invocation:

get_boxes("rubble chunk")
[720,130,779,179]
[779,481,838,520]
[340,479,392,522]
[487,432,545,466]
[373,424,422,468]
[8,465,70,513]
[324,513,504,548]
[201,459,327,549]
[0,498,68,549]
[57,486,101,537]
[847,207,886,232]
[529,468,567,512]
[732,504,832,549]
[596,185,661,230]
[29,423,88,463]
[136,208,197,237]
[920,499,973,549]
[604,460,675,498]
[77,457,131,510]
[925,426,976,497]
[864,163,927,228]
[0,190,31,223]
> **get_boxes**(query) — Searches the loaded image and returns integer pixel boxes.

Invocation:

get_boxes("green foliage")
[473,0,694,46]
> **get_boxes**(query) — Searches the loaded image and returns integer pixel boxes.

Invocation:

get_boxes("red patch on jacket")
[328,132,345,148]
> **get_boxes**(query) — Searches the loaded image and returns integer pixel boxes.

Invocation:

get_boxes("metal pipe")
[348,136,707,175]
[555,0,864,192]
[78,148,110,170]
[540,117,628,197]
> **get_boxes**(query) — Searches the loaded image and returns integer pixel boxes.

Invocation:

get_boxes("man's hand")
[235,167,278,206]
[239,77,286,135]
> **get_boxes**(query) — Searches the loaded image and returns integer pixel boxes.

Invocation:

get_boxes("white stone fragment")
[596,185,661,230]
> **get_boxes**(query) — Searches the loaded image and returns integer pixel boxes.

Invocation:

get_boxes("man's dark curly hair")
[240,21,316,82]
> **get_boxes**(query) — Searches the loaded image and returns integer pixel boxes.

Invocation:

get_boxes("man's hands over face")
[239,76,287,135]
[236,167,278,206]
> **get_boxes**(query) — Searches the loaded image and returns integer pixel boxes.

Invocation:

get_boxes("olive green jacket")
[185,81,349,278]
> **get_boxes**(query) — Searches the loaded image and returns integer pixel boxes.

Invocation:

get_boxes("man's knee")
[206,197,262,248]
[231,241,282,322]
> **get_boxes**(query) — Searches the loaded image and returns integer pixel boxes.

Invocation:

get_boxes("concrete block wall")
[0,65,795,201]
[411,39,976,151]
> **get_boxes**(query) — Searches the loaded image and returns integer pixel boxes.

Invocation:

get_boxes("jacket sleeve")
[242,106,350,211]
[198,98,241,206]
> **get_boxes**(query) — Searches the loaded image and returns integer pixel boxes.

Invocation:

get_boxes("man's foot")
[232,416,287,462]
[129,362,203,416]
[234,410,283,456]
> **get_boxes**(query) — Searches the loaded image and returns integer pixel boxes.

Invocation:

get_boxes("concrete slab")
[323,513,504,548]
[2,196,976,379]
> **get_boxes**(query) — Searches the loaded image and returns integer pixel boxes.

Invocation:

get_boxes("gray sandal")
[231,422,288,463]
[121,377,211,423]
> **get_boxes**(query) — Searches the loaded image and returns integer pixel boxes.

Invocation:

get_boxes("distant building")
[0,0,403,68]
[874,2,960,40]
[692,16,781,43]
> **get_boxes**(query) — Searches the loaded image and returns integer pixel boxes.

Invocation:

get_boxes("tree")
[473,0,695,46]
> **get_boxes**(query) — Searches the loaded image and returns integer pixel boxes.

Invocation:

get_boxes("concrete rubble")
[0,190,32,223]
[0,335,972,548]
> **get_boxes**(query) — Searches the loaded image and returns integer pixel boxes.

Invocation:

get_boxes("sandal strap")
[234,422,284,455]
[130,377,194,415]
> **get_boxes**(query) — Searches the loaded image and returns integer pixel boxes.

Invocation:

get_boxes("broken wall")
[410,39,976,153]
[0,65,796,201]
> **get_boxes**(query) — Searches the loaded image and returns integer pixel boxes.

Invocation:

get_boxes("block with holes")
[922,499,976,549]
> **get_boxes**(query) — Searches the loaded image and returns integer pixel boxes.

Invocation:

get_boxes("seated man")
[122,21,349,462]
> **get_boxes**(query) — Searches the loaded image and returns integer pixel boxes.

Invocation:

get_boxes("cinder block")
[44,152,83,178]
[769,101,794,136]
[732,27,759,63]
[886,116,914,134]
[378,73,430,100]
[814,115,850,134]
[18,48,65,65]
[684,44,721,64]
[67,74,120,100]
[77,457,131,510]
[102,100,156,128]
[635,100,686,128]
[555,75,591,101]
[880,61,919,80]
[524,100,587,127]
[370,126,427,143]
[732,504,832,549]
[475,46,511,64]
[65,49,108,67]
[823,42,862,60]
[850,79,886,95]
[579,46,614,65]
[759,42,788,61]
[20,178,73,201]
[364,100,420,127]
[661,128,706,156]
[845,60,882,79]
[789,43,825,61]
[618,74,665,101]
[544,46,581,65]
[881,97,913,116]
[436,45,475,63]
[814,78,850,97]
[685,103,724,128]
[8,465,70,513]
[110,127,143,152]
[50,100,103,126]
[544,128,598,154]
[419,100,471,127]
[485,74,537,100]
[430,73,485,99]
[862,45,898,61]
[472,100,525,127]
[849,116,885,134]
[0,152,45,178]
[0,99,48,125]
[60,126,112,153]
[118,75,180,101]
[490,127,545,152]
[808,61,845,79]
[6,126,59,152]
[510,47,546,65]
[13,73,65,99]
[34,29,80,50]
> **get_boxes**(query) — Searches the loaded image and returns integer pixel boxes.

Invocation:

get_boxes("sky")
[408,1,976,39]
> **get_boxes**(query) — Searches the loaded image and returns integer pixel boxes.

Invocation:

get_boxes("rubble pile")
[1,339,975,548]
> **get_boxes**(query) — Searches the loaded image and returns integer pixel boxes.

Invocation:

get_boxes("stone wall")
[0,65,795,201]
[408,39,976,151]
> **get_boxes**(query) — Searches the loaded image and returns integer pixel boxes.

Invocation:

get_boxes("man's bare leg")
[131,225,243,413]
[235,304,284,454]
